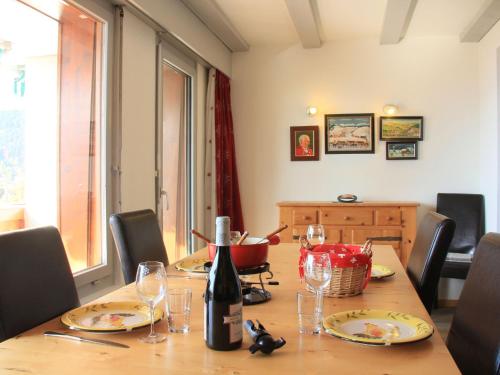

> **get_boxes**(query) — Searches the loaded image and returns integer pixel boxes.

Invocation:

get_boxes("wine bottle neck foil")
[215,216,231,246]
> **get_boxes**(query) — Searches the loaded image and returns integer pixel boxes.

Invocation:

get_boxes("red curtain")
[214,70,245,232]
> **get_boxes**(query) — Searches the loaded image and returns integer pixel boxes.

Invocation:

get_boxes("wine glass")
[307,224,325,245]
[136,261,167,343]
[304,251,332,322]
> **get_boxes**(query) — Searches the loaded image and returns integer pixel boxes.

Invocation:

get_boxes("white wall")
[128,0,232,76]
[478,22,500,232]
[121,9,157,212]
[231,38,480,236]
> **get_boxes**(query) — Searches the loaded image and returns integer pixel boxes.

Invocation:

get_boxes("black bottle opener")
[244,319,286,355]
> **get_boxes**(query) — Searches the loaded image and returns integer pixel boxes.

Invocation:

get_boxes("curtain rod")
[115,0,215,71]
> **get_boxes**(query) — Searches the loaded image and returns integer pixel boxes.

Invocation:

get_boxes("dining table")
[0,243,460,374]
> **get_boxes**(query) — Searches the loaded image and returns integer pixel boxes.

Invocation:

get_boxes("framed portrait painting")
[324,113,375,154]
[380,116,424,140]
[290,126,319,161]
[386,141,418,160]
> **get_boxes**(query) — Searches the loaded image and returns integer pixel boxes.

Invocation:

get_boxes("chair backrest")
[436,193,485,255]
[407,211,455,313]
[0,226,80,342]
[109,209,169,284]
[447,233,500,375]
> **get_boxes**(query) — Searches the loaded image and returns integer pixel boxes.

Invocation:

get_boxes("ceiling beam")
[285,0,321,49]
[460,0,500,42]
[181,0,249,52]
[380,0,418,45]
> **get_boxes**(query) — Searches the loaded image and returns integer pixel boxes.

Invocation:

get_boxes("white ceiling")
[214,0,486,46]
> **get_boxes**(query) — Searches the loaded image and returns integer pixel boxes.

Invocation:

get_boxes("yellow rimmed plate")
[371,264,395,279]
[175,258,210,273]
[61,302,163,333]
[323,309,434,345]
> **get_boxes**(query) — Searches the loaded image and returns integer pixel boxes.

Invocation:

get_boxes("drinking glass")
[166,288,192,333]
[307,224,325,245]
[136,261,167,343]
[297,290,322,334]
[304,251,332,323]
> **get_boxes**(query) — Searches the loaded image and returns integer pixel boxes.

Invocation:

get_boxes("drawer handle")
[387,217,393,221]
[344,216,351,220]
[324,214,328,217]
[292,235,300,240]
[303,216,310,220]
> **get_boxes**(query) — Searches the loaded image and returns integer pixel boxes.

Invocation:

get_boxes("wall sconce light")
[383,104,399,116]
[306,106,318,116]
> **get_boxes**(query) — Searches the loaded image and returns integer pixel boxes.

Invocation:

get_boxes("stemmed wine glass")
[307,224,325,245]
[136,261,167,343]
[304,251,332,322]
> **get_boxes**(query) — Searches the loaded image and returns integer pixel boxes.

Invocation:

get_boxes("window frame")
[156,39,197,257]
[66,0,115,288]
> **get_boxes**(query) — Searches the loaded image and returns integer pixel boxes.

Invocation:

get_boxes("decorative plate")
[175,258,210,273]
[371,264,395,279]
[61,301,163,333]
[323,309,433,345]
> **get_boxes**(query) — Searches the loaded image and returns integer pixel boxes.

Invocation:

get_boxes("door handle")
[160,190,169,210]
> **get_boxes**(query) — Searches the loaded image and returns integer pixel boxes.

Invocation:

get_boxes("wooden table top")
[0,244,459,374]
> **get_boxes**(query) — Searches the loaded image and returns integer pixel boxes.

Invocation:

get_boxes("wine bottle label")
[223,302,242,344]
[215,216,231,246]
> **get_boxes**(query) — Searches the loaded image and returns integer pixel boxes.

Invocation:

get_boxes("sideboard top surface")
[276,201,420,207]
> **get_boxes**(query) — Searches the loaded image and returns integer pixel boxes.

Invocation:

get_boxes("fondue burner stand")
[239,262,278,305]
[204,262,279,305]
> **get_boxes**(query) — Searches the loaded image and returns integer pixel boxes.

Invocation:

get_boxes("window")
[0,0,108,276]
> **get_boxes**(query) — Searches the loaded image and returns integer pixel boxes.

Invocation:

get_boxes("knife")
[44,330,129,348]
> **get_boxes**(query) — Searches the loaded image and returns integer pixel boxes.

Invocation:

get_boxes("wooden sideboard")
[277,201,419,267]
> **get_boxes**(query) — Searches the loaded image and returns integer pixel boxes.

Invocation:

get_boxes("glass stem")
[149,301,155,337]
[315,289,322,316]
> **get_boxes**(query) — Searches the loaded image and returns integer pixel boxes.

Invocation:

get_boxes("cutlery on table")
[256,225,288,244]
[44,331,129,348]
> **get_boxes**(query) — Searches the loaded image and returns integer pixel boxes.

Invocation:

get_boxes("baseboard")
[438,299,459,308]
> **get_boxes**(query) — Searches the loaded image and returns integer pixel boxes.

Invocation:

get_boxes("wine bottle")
[204,216,243,350]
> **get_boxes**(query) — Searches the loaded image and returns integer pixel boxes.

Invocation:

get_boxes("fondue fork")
[256,225,288,244]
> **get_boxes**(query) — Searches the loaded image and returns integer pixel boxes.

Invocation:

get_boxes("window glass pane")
[0,0,104,274]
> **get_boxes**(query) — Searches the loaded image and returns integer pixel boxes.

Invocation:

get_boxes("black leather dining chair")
[0,226,80,342]
[436,193,485,280]
[406,211,455,314]
[446,232,500,375]
[109,209,169,284]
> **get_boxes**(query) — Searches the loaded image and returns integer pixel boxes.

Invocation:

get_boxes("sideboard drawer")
[375,208,402,226]
[320,208,373,226]
[343,228,402,244]
[323,226,342,243]
[292,208,318,225]
[291,225,309,242]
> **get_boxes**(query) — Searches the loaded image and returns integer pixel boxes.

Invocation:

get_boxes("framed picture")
[380,116,424,140]
[324,113,375,154]
[386,141,418,160]
[290,126,319,161]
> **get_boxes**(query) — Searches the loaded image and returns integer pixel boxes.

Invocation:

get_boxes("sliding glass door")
[158,43,195,263]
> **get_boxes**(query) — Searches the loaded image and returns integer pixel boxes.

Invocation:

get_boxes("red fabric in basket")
[298,243,372,289]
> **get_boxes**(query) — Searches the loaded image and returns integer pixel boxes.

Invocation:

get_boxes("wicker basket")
[300,241,373,298]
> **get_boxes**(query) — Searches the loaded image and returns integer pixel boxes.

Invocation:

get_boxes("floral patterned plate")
[175,258,210,273]
[370,264,395,279]
[323,309,433,345]
[61,302,162,333]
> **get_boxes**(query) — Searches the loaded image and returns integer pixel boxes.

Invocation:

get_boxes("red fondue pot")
[208,236,280,269]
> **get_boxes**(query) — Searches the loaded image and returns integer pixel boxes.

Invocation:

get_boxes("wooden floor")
[431,307,455,341]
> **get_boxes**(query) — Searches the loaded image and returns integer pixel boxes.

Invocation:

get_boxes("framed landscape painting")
[380,116,424,140]
[386,141,418,160]
[324,113,375,154]
[290,125,319,161]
